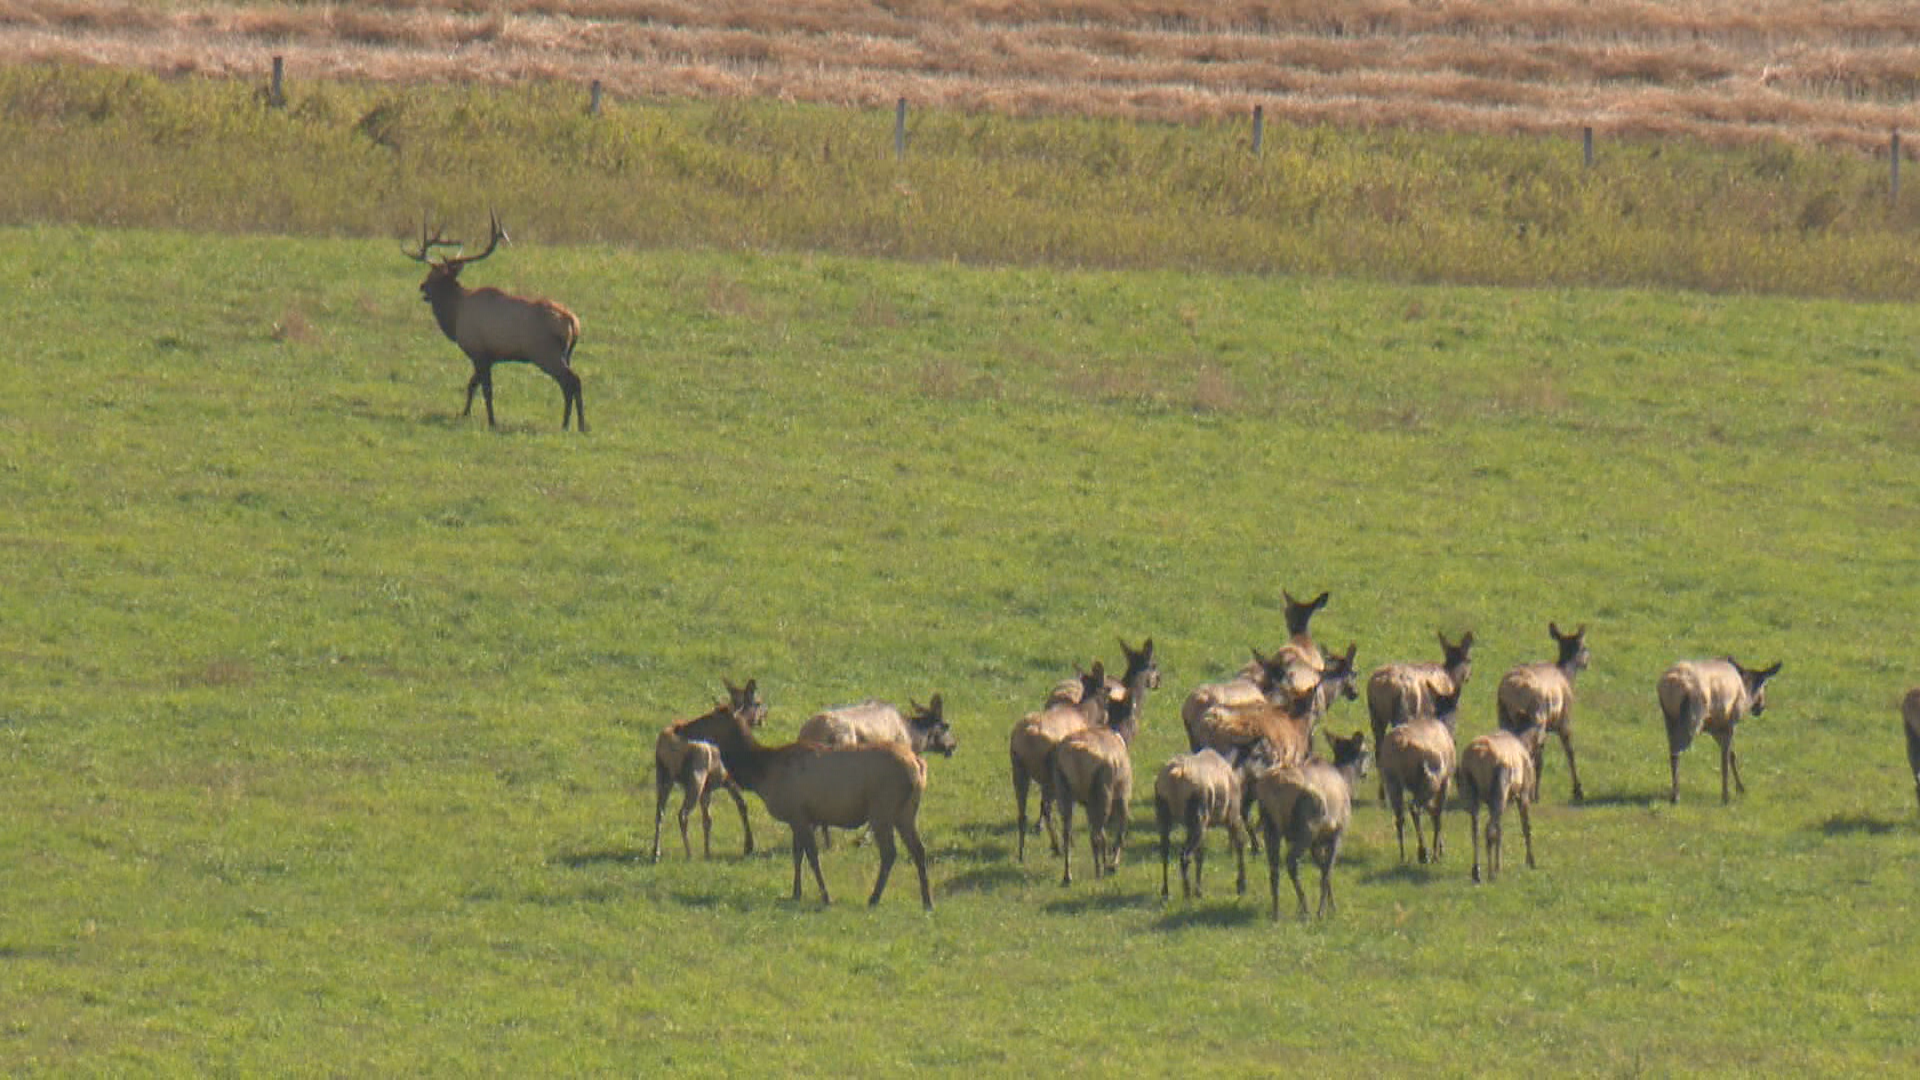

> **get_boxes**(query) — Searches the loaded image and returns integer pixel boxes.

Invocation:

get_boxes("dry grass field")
[3,0,1919,151]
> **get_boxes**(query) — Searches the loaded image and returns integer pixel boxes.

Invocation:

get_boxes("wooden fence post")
[1252,104,1264,156]
[269,56,286,108]
[1583,125,1594,168]
[894,97,907,160]
[1892,129,1902,201]
[589,79,603,116]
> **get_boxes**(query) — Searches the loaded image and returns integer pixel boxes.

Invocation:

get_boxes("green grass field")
[3,220,1917,1074]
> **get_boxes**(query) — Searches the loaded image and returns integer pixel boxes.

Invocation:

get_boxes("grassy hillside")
[1,225,1916,1073]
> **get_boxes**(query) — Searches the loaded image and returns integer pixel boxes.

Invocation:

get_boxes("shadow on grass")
[1575,790,1667,809]
[1040,889,1161,915]
[1816,812,1909,837]
[549,846,651,868]
[1358,862,1450,887]
[937,864,1033,897]
[1151,901,1264,930]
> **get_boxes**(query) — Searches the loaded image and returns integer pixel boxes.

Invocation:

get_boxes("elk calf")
[651,678,767,860]
[1379,686,1461,865]
[1658,657,1783,804]
[405,212,586,432]
[1254,729,1371,919]
[1153,748,1248,900]
[1496,622,1590,802]
[1458,726,1542,883]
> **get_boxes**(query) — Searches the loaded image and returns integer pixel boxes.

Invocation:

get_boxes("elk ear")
[1760,661,1782,680]
[927,693,943,718]
[1549,621,1563,640]
[1459,630,1474,648]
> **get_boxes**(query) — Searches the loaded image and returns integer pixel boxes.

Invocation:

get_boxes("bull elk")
[404,212,586,432]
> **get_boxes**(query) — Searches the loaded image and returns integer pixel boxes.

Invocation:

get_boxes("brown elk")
[676,694,933,909]
[404,212,586,432]
[1253,728,1371,919]
[652,678,768,860]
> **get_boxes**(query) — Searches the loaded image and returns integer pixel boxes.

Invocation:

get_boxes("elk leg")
[798,825,830,905]
[1317,832,1343,917]
[1265,816,1284,920]
[1012,759,1032,863]
[1670,752,1683,805]
[698,783,715,860]
[1469,801,1484,884]
[1183,803,1203,898]
[868,824,896,907]
[1286,842,1310,919]
[1389,787,1408,863]
[1727,741,1746,797]
[724,782,754,856]
[1057,787,1076,887]
[896,819,932,910]
[677,783,697,860]
[1518,795,1536,870]
[1155,799,1173,899]
[651,764,673,862]
[1487,798,1505,882]
[1558,725,1584,802]
[1431,780,1448,861]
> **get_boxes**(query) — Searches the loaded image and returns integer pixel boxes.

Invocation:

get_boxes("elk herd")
[645,587,1920,920]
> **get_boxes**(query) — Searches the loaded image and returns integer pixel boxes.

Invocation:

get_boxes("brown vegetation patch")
[1,0,1917,151]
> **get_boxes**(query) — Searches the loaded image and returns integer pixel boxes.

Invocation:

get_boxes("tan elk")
[1253,728,1371,919]
[405,212,586,432]
[1496,622,1590,802]
[1010,663,1110,862]
[1458,724,1543,883]
[676,695,933,909]
[1658,657,1783,805]
[1379,685,1461,866]
[1367,630,1474,800]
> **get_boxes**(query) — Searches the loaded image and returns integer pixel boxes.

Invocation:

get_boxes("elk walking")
[1253,729,1371,919]
[1458,725,1542,883]
[1658,657,1782,804]
[1367,630,1474,800]
[1379,686,1461,865]
[405,212,586,432]
[1496,622,1590,802]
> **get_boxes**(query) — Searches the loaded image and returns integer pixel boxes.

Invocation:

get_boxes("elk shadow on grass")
[1041,890,1161,916]
[937,863,1034,897]
[1570,790,1664,809]
[549,846,651,869]
[1152,902,1263,930]
[1816,812,1906,837]
[1359,862,1450,887]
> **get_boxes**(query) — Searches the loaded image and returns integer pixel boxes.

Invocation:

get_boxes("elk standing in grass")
[405,212,586,432]
[1047,638,1160,712]
[799,695,954,848]
[677,697,932,909]
[1905,687,1920,816]
[1010,664,1109,861]
[1368,630,1474,800]
[1658,657,1783,805]
[1379,686,1461,866]
[1053,680,1142,886]
[1496,622,1590,802]
[1270,589,1332,700]
[651,678,767,861]
[1153,747,1249,900]
[1254,729,1371,919]
[1458,724,1543,883]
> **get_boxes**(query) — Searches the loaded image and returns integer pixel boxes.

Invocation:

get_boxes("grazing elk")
[1458,724,1543,883]
[1367,630,1475,799]
[1153,747,1249,900]
[1379,685,1462,866]
[676,697,933,909]
[1010,664,1109,861]
[405,212,586,432]
[652,678,768,861]
[1053,679,1143,886]
[1658,657,1783,805]
[1905,687,1920,816]
[1254,728,1371,920]
[1496,622,1590,802]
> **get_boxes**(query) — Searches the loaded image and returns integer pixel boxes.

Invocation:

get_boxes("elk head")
[403,211,508,305]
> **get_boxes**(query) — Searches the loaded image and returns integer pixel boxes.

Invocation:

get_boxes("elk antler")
[402,217,465,263]
[441,210,507,270]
